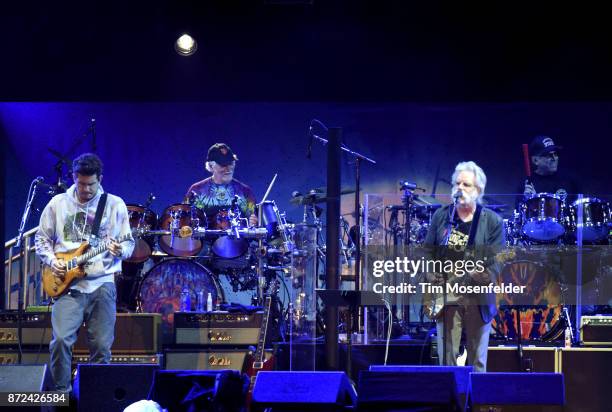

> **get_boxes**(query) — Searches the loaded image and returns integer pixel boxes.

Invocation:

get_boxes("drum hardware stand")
[308,120,377,331]
[513,305,533,372]
[256,174,278,305]
[398,181,424,330]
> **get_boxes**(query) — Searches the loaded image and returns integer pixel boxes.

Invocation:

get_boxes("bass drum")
[492,260,564,342]
[125,204,158,263]
[138,258,223,344]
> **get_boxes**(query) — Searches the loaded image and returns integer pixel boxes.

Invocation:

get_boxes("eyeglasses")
[540,152,558,159]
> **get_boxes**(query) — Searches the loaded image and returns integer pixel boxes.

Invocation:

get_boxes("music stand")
[317,289,380,381]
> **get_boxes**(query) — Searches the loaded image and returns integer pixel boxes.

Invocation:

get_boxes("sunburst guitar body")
[42,234,131,298]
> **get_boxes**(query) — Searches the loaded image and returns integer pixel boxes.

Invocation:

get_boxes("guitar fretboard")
[254,296,272,363]
[75,234,131,266]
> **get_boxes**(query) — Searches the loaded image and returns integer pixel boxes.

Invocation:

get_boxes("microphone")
[399,180,417,191]
[291,190,302,198]
[306,123,314,159]
[453,189,463,202]
[34,176,45,184]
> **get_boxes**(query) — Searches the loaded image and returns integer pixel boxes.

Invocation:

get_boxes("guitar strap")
[466,204,482,247]
[90,193,108,240]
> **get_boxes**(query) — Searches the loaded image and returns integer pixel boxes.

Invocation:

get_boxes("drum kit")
[506,193,611,245]
[383,191,611,343]
[117,197,294,341]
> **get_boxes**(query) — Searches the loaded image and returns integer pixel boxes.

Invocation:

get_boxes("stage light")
[175,34,197,56]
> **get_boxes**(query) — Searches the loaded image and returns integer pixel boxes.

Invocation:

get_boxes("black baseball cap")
[529,135,563,156]
[206,143,238,166]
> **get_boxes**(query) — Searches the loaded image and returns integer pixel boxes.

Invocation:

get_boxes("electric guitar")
[244,281,278,410]
[42,233,132,298]
[422,248,516,319]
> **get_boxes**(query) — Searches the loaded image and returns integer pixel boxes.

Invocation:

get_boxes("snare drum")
[125,204,157,263]
[159,204,206,257]
[521,193,565,241]
[492,260,564,341]
[138,258,223,344]
[566,197,610,242]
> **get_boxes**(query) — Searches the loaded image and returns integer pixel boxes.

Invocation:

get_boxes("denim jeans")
[50,282,116,391]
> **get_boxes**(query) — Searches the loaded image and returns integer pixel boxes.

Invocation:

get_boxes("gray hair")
[451,161,487,203]
[205,160,236,173]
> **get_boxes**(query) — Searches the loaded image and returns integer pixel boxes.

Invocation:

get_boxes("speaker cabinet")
[488,346,559,372]
[0,364,51,391]
[560,347,612,412]
[359,369,460,411]
[252,371,356,412]
[368,365,472,411]
[74,313,161,354]
[470,372,564,412]
[74,364,159,412]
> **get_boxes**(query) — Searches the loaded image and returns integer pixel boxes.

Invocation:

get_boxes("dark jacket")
[424,204,505,323]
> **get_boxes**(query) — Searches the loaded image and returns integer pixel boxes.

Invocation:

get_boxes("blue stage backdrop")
[2,102,611,241]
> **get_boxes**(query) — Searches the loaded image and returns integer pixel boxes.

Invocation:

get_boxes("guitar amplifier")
[0,349,161,366]
[580,315,612,346]
[0,312,161,354]
[164,348,272,371]
[0,349,50,365]
[73,353,162,365]
[0,311,52,346]
[174,311,263,345]
[74,313,161,354]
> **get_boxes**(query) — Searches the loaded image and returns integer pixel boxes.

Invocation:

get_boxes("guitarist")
[35,153,134,392]
[423,161,504,372]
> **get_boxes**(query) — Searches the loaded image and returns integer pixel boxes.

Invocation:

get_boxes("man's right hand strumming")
[51,259,67,277]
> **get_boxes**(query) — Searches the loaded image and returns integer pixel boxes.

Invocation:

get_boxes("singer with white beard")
[423,161,505,372]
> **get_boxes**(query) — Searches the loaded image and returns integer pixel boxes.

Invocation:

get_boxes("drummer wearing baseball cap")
[185,143,258,227]
[522,135,579,201]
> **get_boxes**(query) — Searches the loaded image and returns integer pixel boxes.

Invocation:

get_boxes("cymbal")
[290,188,356,206]
[311,186,355,194]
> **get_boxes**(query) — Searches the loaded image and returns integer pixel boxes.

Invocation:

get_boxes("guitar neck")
[75,234,129,266]
[253,296,272,363]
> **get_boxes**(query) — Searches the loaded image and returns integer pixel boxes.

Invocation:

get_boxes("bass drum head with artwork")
[492,260,564,342]
[138,258,223,344]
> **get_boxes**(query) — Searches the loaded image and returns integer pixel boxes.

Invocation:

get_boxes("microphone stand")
[440,194,460,367]
[309,132,376,335]
[91,118,97,152]
[14,178,42,364]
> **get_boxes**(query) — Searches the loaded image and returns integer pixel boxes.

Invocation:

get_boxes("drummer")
[521,135,581,201]
[185,143,258,227]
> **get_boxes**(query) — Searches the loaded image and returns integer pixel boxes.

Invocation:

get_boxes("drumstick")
[259,173,278,205]
[522,144,531,177]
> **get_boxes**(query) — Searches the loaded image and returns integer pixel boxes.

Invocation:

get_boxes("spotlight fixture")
[175,34,197,56]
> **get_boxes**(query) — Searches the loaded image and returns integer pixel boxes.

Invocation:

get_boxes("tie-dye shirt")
[185,177,257,227]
